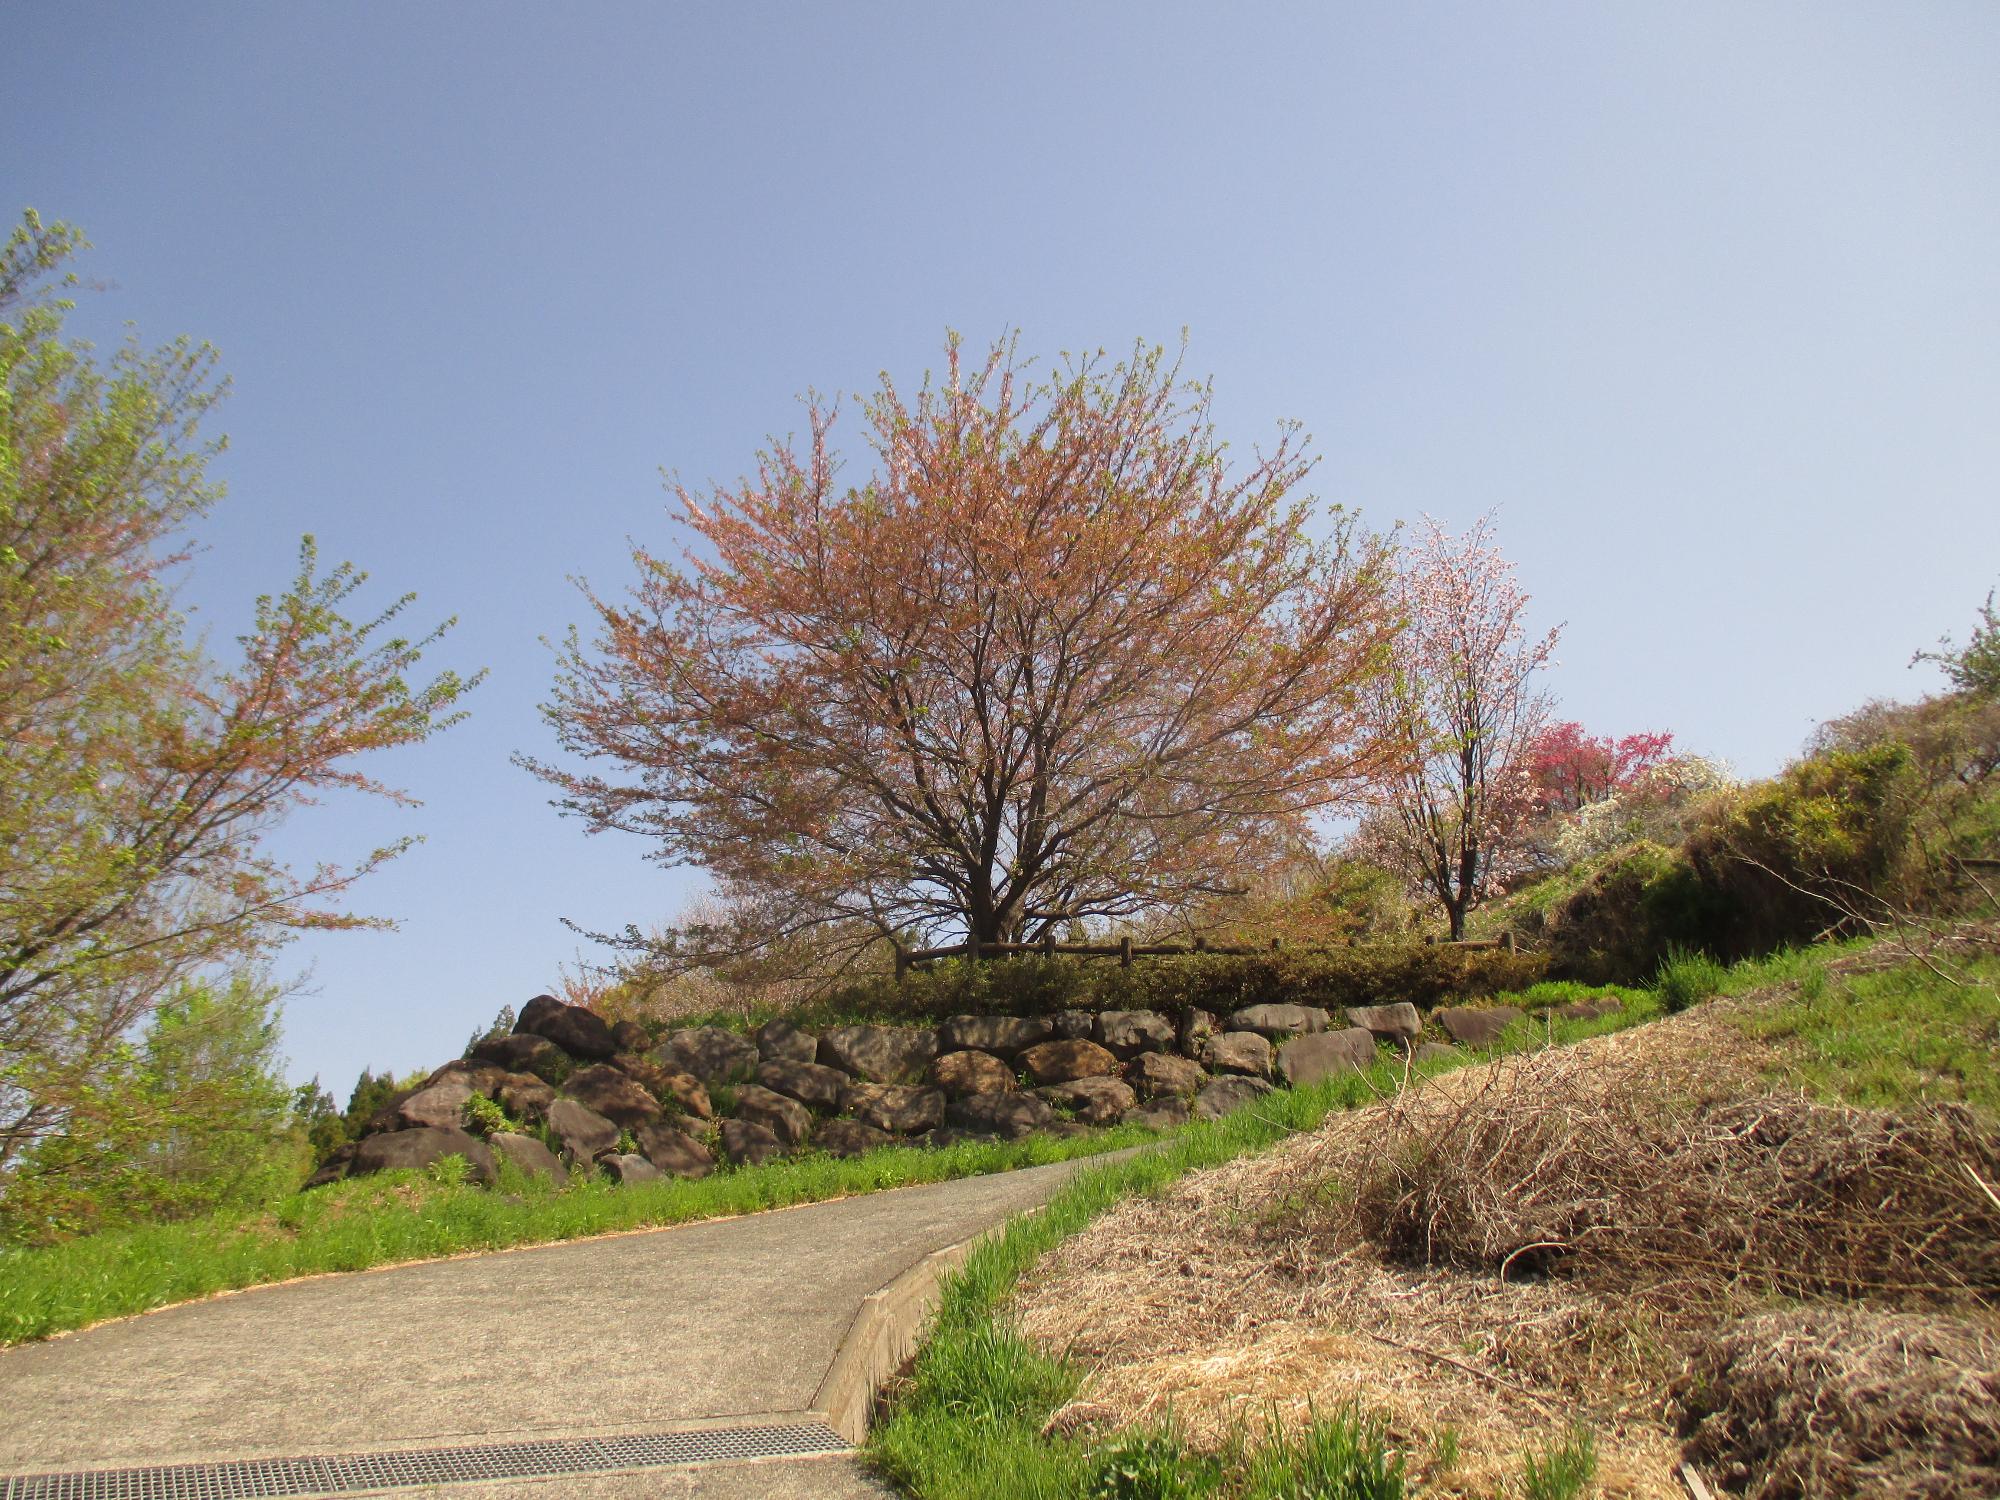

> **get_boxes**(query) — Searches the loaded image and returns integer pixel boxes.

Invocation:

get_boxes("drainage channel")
[0,1422,851,1500]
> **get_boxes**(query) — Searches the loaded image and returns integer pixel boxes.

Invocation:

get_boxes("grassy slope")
[0,1121,1154,1347]
[865,939,2000,1498]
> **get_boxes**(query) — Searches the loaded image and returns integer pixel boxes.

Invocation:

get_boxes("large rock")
[609,1019,651,1054]
[636,1122,714,1178]
[655,1027,760,1085]
[1558,997,1619,1021]
[612,1053,712,1118]
[1436,1005,1524,1048]
[1038,1076,1136,1126]
[1225,1003,1329,1039]
[546,1098,619,1165]
[602,1152,663,1185]
[928,1049,1019,1096]
[1194,1075,1276,1120]
[395,1074,478,1130]
[1202,1031,1273,1078]
[1413,1042,1460,1065]
[1093,1010,1175,1059]
[516,995,618,1061]
[494,1071,555,1122]
[424,1058,509,1091]
[488,1131,566,1184]
[1048,1009,1095,1040]
[561,1064,663,1129]
[817,1025,939,1084]
[1124,1097,1191,1130]
[756,1019,819,1065]
[756,1058,849,1112]
[304,1142,356,1189]
[946,1092,1057,1138]
[937,1015,1054,1057]
[469,1032,570,1083]
[1276,1028,1378,1087]
[352,1126,496,1184]
[813,1119,893,1158]
[1346,1002,1421,1045]
[1178,1008,1220,1057]
[1018,1039,1122,1085]
[842,1082,946,1134]
[720,1118,783,1167]
[732,1084,813,1147]
[1128,1051,1206,1100]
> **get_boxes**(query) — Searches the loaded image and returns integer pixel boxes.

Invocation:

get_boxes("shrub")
[1654,946,1727,1014]
[1540,841,1725,983]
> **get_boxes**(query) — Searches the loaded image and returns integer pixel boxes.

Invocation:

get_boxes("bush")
[1539,841,1726,983]
[1654,946,1727,1014]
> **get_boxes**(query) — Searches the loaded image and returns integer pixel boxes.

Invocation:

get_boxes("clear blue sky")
[8,3,1998,1094]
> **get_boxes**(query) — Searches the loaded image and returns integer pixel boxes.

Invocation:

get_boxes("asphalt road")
[0,1155,1109,1498]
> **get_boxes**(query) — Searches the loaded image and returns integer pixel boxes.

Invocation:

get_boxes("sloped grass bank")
[0,1122,1151,1347]
[865,998,1655,1499]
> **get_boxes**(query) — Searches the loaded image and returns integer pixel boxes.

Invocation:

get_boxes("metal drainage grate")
[0,1422,850,1500]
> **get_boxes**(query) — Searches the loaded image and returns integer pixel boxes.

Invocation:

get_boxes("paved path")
[0,1156,1111,1497]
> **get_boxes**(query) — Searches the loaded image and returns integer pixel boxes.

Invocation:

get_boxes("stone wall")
[308,991,1619,1190]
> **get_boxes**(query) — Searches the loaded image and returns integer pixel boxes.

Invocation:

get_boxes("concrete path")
[0,1156,1112,1498]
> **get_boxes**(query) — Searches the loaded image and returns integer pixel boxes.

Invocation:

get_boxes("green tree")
[1915,587,2000,700]
[0,210,480,1182]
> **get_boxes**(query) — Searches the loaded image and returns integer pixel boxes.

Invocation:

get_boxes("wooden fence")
[894,931,1517,979]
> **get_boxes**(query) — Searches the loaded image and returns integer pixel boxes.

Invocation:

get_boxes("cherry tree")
[526,335,1401,963]
[1361,514,1559,939]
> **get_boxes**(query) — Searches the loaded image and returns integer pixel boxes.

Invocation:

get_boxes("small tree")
[1915,587,2000,700]
[0,212,478,1178]
[1361,514,1558,939]
[526,335,1400,963]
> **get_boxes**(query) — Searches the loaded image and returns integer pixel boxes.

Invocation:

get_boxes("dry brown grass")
[1013,1000,2000,1497]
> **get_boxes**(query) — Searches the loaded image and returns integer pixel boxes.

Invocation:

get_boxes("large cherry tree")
[528,336,1400,962]
[1361,514,1559,939]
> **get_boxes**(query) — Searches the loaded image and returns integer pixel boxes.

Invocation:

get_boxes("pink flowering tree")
[1361,514,1560,939]
[1527,722,1676,816]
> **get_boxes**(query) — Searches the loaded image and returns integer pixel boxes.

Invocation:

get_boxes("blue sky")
[8,3,1998,1094]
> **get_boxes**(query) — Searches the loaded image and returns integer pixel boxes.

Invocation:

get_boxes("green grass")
[1520,1427,1598,1500]
[866,998,1659,1498]
[0,1122,1155,1347]
[1731,947,2000,1112]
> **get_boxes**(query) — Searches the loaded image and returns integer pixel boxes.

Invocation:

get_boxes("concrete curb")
[810,1229,988,1444]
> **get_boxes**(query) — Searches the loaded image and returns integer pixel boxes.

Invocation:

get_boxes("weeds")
[1653,945,1727,1012]
[1519,1426,1596,1500]
[1240,1404,1407,1500]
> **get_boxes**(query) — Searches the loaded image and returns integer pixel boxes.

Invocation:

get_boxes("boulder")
[946,1092,1057,1138]
[469,1032,570,1083]
[1345,1002,1422,1045]
[602,1152,663,1185]
[395,1074,479,1130]
[636,1122,714,1179]
[1224,1003,1329,1040]
[842,1082,946,1134]
[1558,997,1619,1021]
[561,1064,663,1129]
[720,1118,783,1167]
[351,1126,496,1184]
[612,1053,712,1117]
[817,1025,939,1084]
[756,1019,819,1065]
[1202,1031,1273,1078]
[1124,1097,1191,1130]
[365,1087,419,1134]
[424,1058,508,1091]
[515,995,618,1061]
[1413,1042,1460,1065]
[304,1142,356,1189]
[1038,1076,1136,1126]
[609,1019,652,1053]
[756,1058,849,1112]
[655,1027,760,1085]
[1044,1121,1094,1141]
[927,1049,1019,1096]
[1048,1009,1095,1040]
[1276,1028,1378,1087]
[489,1131,567,1184]
[1178,1008,1220,1057]
[494,1071,556,1122]
[732,1084,813,1147]
[1194,1075,1276,1121]
[546,1098,619,1165]
[1018,1039,1122,1085]
[813,1119,894,1158]
[1436,1006,1524,1048]
[937,1015,1054,1057]
[1093,1010,1175,1058]
[1127,1051,1206,1100]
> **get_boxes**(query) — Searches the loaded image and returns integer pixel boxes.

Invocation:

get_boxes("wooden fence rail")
[894,931,1516,979]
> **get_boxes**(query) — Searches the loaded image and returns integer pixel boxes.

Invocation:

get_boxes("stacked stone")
[312,987,1570,1190]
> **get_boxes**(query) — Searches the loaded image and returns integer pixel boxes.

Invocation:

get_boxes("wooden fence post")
[894,942,907,983]
[1119,935,1133,967]
[1501,930,1516,953]
[1194,936,1208,953]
